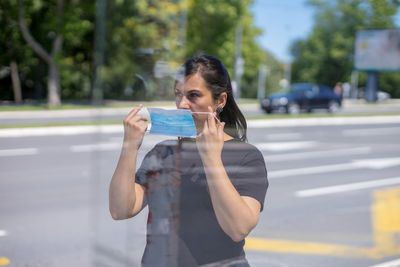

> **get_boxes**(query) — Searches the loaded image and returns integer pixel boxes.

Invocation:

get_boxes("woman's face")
[175,73,222,131]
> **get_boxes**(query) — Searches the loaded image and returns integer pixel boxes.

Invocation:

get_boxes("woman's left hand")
[196,106,225,162]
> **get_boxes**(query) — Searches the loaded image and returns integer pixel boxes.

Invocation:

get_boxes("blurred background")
[1,0,400,267]
[1,0,399,107]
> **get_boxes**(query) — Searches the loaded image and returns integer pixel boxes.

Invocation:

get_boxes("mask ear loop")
[190,111,222,126]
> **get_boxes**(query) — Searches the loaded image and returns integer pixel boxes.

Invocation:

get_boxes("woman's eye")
[189,93,199,98]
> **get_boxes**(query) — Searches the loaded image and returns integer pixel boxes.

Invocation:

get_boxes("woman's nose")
[177,96,190,110]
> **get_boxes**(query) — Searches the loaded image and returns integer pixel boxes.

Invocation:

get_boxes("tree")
[0,0,281,103]
[0,0,39,103]
[18,0,64,106]
[102,0,186,100]
[15,0,93,106]
[0,1,22,103]
[240,6,283,97]
[186,0,282,98]
[290,0,400,96]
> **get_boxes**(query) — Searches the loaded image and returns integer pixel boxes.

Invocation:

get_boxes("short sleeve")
[135,159,148,186]
[135,140,180,186]
[229,146,268,211]
[135,147,160,186]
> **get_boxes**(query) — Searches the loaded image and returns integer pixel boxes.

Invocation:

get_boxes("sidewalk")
[0,99,399,126]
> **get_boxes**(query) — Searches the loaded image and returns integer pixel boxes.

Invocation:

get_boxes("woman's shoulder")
[144,139,180,155]
[225,139,260,151]
[223,139,264,161]
[155,139,180,147]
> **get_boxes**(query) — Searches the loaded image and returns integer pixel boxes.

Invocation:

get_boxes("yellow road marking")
[0,257,10,266]
[245,238,380,259]
[372,187,400,257]
[245,187,400,259]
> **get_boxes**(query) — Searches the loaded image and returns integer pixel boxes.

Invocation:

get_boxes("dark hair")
[182,55,247,142]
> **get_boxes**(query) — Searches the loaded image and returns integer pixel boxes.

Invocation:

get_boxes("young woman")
[109,55,268,266]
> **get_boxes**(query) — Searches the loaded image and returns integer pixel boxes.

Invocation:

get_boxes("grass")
[0,103,99,111]
[0,100,176,112]
[0,120,122,129]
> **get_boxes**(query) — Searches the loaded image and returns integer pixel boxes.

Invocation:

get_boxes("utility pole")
[91,0,107,105]
[257,65,268,100]
[283,63,291,89]
[365,72,378,102]
[350,70,359,99]
[234,24,244,99]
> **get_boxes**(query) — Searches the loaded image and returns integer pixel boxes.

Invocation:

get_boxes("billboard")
[354,29,400,71]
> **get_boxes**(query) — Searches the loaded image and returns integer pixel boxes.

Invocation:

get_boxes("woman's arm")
[109,105,148,220]
[202,155,261,242]
[197,108,261,242]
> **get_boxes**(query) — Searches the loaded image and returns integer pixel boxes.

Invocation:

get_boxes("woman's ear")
[218,92,228,108]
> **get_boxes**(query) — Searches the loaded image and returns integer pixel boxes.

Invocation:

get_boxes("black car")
[261,83,342,114]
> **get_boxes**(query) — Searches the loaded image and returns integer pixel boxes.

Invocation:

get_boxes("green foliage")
[0,0,94,102]
[368,0,398,27]
[0,0,281,103]
[102,0,187,101]
[186,0,244,70]
[263,52,283,95]
[186,0,282,98]
[59,2,94,100]
[379,73,400,98]
[291,0,400,96]
[0,0,37,100]
[240,4,267,98]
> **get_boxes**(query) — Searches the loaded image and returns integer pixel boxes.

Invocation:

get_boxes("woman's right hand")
[123,104,148,150]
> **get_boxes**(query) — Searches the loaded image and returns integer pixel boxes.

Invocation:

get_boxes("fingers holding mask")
[123,105,148,149]
[125,104,143,121]
[206,106,217,131]
[196,107,225,159]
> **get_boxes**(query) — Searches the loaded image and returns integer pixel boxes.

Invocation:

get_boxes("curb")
[1,115,400,138]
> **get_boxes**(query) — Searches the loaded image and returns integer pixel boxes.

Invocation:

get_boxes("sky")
[251,0,400,63]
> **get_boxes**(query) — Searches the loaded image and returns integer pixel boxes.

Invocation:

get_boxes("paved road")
[0,117,400,266]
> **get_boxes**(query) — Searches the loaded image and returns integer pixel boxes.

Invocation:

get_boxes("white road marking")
[0,125,123,138]
[0,148,38,156]
[369,258,400,267]
[265,133,303,140]
[0,230,8,237]
[342,127,400,137]
[247,115,400,128]
[295,177,400,197]
[269,157,400,178]
[353,157,400,169]
[264,146,371,162]
[256,141,317,152]
[70,142,121,152]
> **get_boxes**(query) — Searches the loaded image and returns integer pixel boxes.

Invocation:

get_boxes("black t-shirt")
[135,138,268,266]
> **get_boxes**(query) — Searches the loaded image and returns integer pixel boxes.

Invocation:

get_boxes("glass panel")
[91,1,188,266]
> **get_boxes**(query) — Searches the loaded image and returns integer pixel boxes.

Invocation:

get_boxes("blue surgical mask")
[148,108,197,138]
